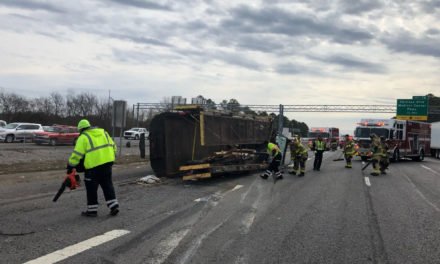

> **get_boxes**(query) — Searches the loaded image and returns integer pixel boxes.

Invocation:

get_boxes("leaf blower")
[53,169,81,202]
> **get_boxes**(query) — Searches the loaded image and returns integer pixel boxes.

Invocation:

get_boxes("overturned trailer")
[149,106,273,180]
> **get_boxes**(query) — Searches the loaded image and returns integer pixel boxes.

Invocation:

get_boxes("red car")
[34,125,79,146]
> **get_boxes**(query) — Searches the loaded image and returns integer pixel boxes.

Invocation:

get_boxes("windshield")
[4,123,18,129]
[355,127,389,138]
[44,126,61,132]
[307,132,330,138]
[131,128,140,131]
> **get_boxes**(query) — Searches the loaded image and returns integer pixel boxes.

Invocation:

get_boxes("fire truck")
[354,118,431,161]
[307,127,340,150]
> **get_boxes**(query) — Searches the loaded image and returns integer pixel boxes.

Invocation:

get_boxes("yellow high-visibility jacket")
[68,128,116,170]
[267,142,281,156]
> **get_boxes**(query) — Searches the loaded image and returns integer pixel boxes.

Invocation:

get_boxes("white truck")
[431,121,440,159]
[123,127,148,140]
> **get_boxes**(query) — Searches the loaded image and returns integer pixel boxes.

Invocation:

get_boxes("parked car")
[124,127,148,140]
[0,120,6,128]
[34,125,79,146]
[0,122,43,143]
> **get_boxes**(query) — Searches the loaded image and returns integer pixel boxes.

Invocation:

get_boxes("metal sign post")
[112,100,127,157]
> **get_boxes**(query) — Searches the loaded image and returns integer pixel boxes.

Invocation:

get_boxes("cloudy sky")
[0,0,439,133]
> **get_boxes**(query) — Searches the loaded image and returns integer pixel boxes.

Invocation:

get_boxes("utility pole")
[136,103,140,127]
[278,104,284,136]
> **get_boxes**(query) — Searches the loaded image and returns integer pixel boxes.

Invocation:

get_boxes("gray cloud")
[382,31,440,58]
[338,0,384,14]
[0,0,65,13]
[221,5,375,45]
[107,0,172,11]
[310,54,387,73]
[275,63,320,75]
[107,33,172,47]
[419,0,440,13]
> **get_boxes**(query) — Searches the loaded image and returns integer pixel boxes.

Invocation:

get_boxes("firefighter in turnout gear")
[67,119,119,217]
[261,140,283,180]
[379,136,390,174]
[343,134,355,168]
[369,134,382,176]
[312,136,326,171]
[290,136,308,177]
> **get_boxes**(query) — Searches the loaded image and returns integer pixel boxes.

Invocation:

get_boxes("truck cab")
[354,119,430,162]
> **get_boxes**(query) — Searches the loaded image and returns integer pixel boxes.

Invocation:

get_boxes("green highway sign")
[396,97,428,121]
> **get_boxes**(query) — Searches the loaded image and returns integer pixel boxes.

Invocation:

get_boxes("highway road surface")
[1,151,440,264]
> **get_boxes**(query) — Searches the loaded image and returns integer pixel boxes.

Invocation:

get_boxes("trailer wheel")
[416,150,424,161]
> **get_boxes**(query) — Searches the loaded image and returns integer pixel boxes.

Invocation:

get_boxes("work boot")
[110,207,119,216]
[289,171,296,175]
[260,174,268,180]
[380,171,387,175]
[298,172,305,177]
[276,174,283,180]
[370,172,379,176]
[81,211,97,217]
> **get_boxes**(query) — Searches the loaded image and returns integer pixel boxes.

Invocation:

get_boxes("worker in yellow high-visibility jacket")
[261,140,283,180]
[67,119,119,217]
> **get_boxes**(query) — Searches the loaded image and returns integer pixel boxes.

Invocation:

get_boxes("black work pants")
[314,150,324,170]
[84,162,118,212]
[268,153,282,173]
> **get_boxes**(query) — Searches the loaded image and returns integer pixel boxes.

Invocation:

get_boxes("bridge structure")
[131,103,440,131]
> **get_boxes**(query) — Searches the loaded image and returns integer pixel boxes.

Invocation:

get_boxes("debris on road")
[137,175,161,185]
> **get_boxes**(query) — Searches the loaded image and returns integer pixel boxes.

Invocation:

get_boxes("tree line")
[0,92,310,136]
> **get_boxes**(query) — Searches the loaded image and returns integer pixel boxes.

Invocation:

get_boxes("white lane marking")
[231,185,244,192]
[194,185,243,202]
[24,229,130,264]
[403,174,440,212]
[241,209,256,234]
[421,165,440,176]
[364,177,371,187]
[150,229,190,264]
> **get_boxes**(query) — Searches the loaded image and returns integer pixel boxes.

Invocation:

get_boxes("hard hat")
[77,119,91,131]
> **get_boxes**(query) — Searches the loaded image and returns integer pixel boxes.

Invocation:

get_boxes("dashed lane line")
[194,185,243,202]
[421,165,440,176]
[24,229,130,264]
[403,174,440,212]
[364,177,371,187]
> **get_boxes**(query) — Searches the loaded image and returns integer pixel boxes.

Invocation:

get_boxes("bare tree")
[51,92,65,117]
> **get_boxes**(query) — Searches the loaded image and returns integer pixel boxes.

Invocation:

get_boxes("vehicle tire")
[392,149,400,162]
[49,139,57,146]
[135,135,139,140]
[417,150,424,161]
[5,135,14,143]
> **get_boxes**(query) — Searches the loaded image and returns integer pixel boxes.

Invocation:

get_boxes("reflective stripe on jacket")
[68,128,116,170]
[315,140,326,151]
[344,140,355,155]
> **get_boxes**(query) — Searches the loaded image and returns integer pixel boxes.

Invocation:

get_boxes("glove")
[66,165,74,174]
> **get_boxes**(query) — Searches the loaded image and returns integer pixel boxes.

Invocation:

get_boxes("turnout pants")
[293,157,306,174]
[314,150,324,170]
[84,163,119,212]
[344,154,353,168]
